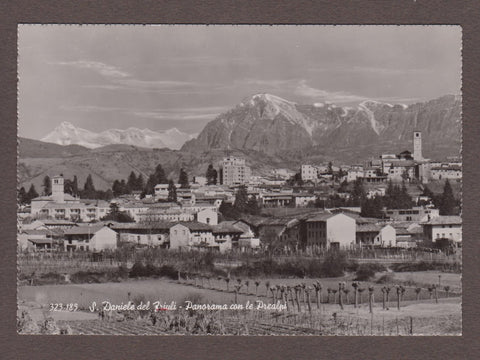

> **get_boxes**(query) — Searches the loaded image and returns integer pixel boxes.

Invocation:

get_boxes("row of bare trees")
[178,272,454,313]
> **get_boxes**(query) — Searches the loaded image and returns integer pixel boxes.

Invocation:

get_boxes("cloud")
[294,80,368,103]
[60,104,227,121]
[51,60,130,78]
[308,65,433,76]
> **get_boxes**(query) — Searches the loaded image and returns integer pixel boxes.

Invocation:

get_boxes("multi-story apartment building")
[221,157,251,186]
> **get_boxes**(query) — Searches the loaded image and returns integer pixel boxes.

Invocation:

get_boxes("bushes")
[390,261,461,273]
[376,273,395,284]
[320,251,350,278]
[230,252,352,279]
[355,263,387,281]
[129,262,179,279]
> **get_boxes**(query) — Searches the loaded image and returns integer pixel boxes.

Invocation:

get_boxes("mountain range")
[182,93,461,159]
[41,122,196,150]
[19,93,461,191]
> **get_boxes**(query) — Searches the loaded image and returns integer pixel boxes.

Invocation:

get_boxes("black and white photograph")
[17,25,462,336]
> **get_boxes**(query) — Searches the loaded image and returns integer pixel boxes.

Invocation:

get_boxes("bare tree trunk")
[295,290,301,312]
[315,290,320,309]
[306,291,312,313]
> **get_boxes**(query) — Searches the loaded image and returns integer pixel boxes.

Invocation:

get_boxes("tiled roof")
[64,224,109,235]
[423,216,462,225]
[356,223,382,233]
[211,222,244,234]
[112,222,173,231]
[174,221,212,232]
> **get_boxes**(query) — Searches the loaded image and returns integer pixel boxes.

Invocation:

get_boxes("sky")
[18,25,462,139]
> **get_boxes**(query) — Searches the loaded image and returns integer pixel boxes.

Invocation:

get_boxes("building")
[222,157,251,186]
[112,222,171,247]
[347,165,364,182]
[227,220,260,251]
[293,193,317,207]
[211,222,244,253]
[422,215,462,244]
[383,207,439,222]
[356,223,396,248]
[430,165,462,180]
[18,229,63,252]
[63,225,118,252]
[169,222,215,251]
[196,208,218,225]
[304,213,356,250]
[301,165,318,182]
[260,192,293,207]
[413,131,423,161]
[30,175,110,222]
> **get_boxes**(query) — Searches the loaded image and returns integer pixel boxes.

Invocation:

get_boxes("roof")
[174,221,212,232]
[211,222,244,234]
[431,166,462,171]
[112,222,173,231]
[64,225,110,235]
[423,216,462,225]
[41,219,77,225]
[356,223,382,233]
[306,213,336,222]
[31,194,78,202]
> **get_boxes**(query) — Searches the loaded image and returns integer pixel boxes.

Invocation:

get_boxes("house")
[356,223,396,248]
[196,208,218,225]
[430,165,462,180]
[293,193,317,207]
[228,220,260,251]
[211,222,244,253]
[63,225,118,252]
[304,213,356,250]
[112,222,171,247]
[18,229,63,252]
[383,207,439,222]
[256,218,301,253]
[422,215,462,244]
[169,222,215,251]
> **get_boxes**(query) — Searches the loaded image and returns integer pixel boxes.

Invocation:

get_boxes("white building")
[222,157,251,186]
[301,165,318,182]
[305,213,356,250]
[169,222,215,250]
[430,165,462,180]
[423,216,462,244]
[413,131,423,161]
[196,208,218,225]
[63,225,118,252]
[293,193,317,207]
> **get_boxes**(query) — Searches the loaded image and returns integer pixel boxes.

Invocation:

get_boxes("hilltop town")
[17,131,461,254]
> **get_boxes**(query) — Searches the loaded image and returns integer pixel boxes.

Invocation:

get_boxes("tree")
[178,168,189,189]
[246,195,260,215]
[233,185,249,213]
[42,176,51,196]
[101,202,134,223]
[361,196,384,218]
[154,164,168,184]
[206,164,218,185]
[135,174,145,191]
[26,184,39,203]
[144,174,157,196]
[72,175,79,196]
[18,187,27,205]
[167,179,177,202]
[327,161,333,175]
[127,171,137,192]
[351,178,366,206]
[439,179,457,215]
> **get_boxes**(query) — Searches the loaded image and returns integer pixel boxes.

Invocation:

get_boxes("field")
[18,271,461,335]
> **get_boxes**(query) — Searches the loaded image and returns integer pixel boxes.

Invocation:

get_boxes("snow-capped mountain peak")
[41,123,195,150]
